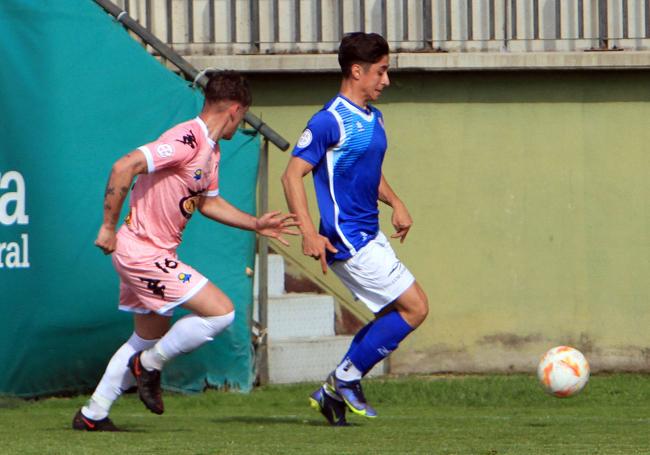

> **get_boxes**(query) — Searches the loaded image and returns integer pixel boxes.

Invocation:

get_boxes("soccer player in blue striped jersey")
[282,32,429,424]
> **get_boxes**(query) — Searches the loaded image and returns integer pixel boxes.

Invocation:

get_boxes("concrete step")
[268,335,386,384]
[255,293,335,339]
[253,254,285,297]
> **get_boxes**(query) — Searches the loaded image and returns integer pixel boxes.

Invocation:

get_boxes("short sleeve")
[292,110,340,166]
[205,151,220,197]
[138,124,200,174]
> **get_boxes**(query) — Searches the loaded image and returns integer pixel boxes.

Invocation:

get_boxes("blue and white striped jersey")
[292,94,387,262]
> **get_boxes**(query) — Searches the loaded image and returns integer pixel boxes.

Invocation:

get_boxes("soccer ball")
[537,346,590,398]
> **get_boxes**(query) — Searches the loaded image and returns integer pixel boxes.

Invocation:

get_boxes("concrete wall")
[247,70,650,374]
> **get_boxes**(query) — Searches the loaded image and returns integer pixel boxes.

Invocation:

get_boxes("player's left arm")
[378,173,413,243]
[197,195,299,246]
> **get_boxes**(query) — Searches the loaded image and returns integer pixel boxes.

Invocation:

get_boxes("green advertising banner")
[0,0,258,396]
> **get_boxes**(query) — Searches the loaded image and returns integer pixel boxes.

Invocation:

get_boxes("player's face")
[359,55,390,102]
[223,103,248,140]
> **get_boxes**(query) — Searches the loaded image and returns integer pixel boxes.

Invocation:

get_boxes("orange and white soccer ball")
[537,346,590,398]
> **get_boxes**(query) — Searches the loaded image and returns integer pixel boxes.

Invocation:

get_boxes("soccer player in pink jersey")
[73,70,298,431]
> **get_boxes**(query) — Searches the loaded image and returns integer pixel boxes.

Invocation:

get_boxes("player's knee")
[203,311,236,337]
[200,296,234,318]
[418,295,429,322]
[410,293,429,327]
[212,298,234,317]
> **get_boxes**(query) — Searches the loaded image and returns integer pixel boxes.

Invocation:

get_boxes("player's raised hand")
[390,201,413,243]
[302,232,338,274]
[255,211,300,246]
[95,225,117,255]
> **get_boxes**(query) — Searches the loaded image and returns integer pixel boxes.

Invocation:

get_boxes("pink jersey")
[123,117,220,251]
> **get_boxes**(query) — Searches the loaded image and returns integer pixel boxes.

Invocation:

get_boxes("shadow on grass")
[210,416,358,427]
[0,397,25,409]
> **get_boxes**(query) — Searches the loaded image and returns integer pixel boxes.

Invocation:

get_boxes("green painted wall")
[249,71,650,373]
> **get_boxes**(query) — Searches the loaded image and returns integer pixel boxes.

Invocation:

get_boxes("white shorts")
[330,232,415,314]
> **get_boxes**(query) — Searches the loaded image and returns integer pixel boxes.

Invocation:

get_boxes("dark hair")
[338,32,389,77]
[203,70,252,107]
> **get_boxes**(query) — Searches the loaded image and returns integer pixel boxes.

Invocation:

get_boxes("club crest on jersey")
[297,129,312,148]
[193,169,203,180]
[156,143,174,158]
[178,273,191,283]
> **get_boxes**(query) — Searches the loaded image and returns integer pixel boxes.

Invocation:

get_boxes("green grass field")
[1,374,649,454]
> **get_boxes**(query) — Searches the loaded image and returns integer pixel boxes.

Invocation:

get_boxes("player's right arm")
[281,110,340,273]
[281,157,337,274]
[95,150,148,254]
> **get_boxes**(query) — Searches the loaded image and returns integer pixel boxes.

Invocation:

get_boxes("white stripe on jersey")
[337,97,374,122]
[325,99,356,255]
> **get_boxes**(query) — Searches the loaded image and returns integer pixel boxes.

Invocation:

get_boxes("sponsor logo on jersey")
[297,129,313,148]
[176,130,197,149]
[156,143,174,158]
[179,188,206,219]
[356,121,365,132]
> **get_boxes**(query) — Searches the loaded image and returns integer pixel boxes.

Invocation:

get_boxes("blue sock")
[340,320,374,364]
[347,310,414,375]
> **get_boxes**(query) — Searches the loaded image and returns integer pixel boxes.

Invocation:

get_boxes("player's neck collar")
[337,94,374,120]
[195,116,217,149]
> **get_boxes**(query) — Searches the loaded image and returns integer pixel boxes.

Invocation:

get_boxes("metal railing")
[113,0,650,54]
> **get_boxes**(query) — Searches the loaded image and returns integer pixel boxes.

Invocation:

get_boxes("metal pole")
[273,0,279,44]
[294,0,301,43]
[402,0,409,41]
[511,0,517,40]
[230,0,237,44]
[338,0,344,38]
[187,0,194,43]
[93,0,289,151]
[503,0,508,49]
[316,0,323,42]
[445,0,451,42]
[622,0,628,39]
[380,0,387,39]
[555,0,561,40]
[489,0,495,41]
[533,0,539,40]
[467,0,473,41]
[598,0,608,49]
[257,138,270,385]
[578,0,584,39]
[250,0,260,52]
[423,0,432,47]
[208,0,215,43]
[646,0,650,38]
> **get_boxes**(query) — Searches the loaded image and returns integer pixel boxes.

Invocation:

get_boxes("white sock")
[140,311,235,372]
[81,332,158,420]
[335,357,363,382]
